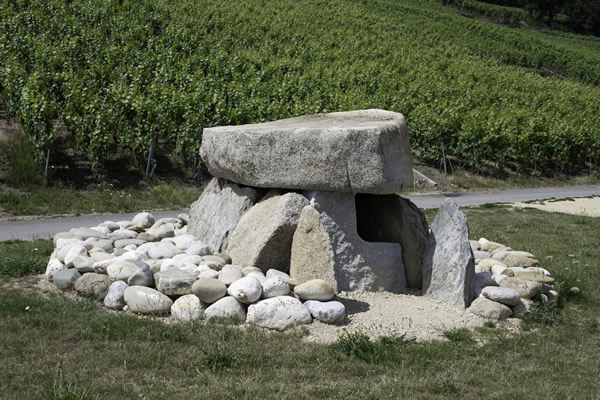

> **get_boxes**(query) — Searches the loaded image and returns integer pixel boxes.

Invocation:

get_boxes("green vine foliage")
[0,0,599,173]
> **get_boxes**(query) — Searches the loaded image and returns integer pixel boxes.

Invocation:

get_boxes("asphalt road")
[1,184,599,242]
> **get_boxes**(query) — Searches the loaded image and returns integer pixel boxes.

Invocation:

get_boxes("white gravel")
[301,290,488,344]
[514,196,600,217]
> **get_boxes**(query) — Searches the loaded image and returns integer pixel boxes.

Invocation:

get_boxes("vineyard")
[1,0,600,175]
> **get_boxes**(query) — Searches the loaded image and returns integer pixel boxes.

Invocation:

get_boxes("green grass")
[0,182,200,218]
[0,208,599,398]
[0,239,54,276]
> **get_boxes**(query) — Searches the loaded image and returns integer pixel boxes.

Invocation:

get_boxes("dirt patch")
[300,290,492,344]
[514,197,600,217]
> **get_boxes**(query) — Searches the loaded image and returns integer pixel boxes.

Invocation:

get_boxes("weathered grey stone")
[171,294,205,321]
[473,251,491,260]
[107,261,140,282]
[86,240,114,253]
[218,265,244,286]
[353,194,428,289]
[149,224,175,240]
[114,239,146,249]
[54,232,76,246]
[155,269,197,296]
[191,278,227,304]
[178,213,189,225]
[290,191,406,292]
[188,178,260,253]
[498,277,541,299]
[422,198,475,309]
[127,267,155,287]
[108,229,138,241]
[511,298,534,318]
[503,253,540,268]
[132,212,155,229]
[227,276,263,304]
[514,271,555,284]
[185,241,213,256]
[45,258,66,282]
[247,271,266,283]
[173,254,203,265]
[104,281,129,310]
[247,296,312,331]
[294,279,335,301]
[227,193,309,273]
[204,296,246,324]
[166,234,197,249]
[98,221,120,231]
[147,244,176,260]
[468,297,512,320]
[303,300,346,323]
[474,272,497,289]
[200,109,413,193]
[124,286,173,314]
[64,244,88,268]
[137,232,158,242]
[70,227,104,240]
[214,252,232,264]
[266,269,290,281]
[53,269,81,291]
[74,273,112,299]
[481,286,521,306]
[243,266,264,276]
[261,276,291,298]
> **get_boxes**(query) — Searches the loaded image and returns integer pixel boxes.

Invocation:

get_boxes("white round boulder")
[293,279,334,301]
[247,296,312,331]
[303,300,346,323]
[227,276,263,304]
[132,212,155,229]
[261,276,290,298]
[192,278,227,304]
[219,265,244,286]
[204,296,246,324]
[482,286,521,306]
[123,286,173,314]
[171,294,206,321]
[45,258,66,282]
[104,281,129,310]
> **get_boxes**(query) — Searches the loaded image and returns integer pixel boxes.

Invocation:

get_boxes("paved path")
[403,184,600,209]
[1,184,599,242]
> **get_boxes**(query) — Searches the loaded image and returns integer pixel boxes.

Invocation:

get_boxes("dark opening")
[355,193,402,244]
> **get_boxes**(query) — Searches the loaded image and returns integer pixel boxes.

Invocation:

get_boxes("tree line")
[469,0,600,35]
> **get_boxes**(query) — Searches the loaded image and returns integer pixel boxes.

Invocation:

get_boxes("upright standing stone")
[290,191,406,292]
[188,178,260,253]
[226,193,309,272]
[422,198,475,308]
[200,110,413,194]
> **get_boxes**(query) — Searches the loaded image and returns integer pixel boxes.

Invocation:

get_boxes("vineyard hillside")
[1,0,600,175]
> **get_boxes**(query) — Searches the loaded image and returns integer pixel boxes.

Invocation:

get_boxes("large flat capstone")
[200,109,413,194]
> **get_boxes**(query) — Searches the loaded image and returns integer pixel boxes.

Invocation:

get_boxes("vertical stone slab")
[422,198,475,308]
[188,178,260,253]
[290,191,406,292]
[226,193,309,273]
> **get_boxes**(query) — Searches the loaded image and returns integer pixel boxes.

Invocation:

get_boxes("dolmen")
[191,109,475,308]
[44,110,559,330]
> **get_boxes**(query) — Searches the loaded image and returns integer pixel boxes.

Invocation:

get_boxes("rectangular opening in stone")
[355,193,399,244]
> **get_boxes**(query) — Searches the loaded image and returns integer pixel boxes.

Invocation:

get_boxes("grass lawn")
[0,182,202,219]
[0,207,599,399]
